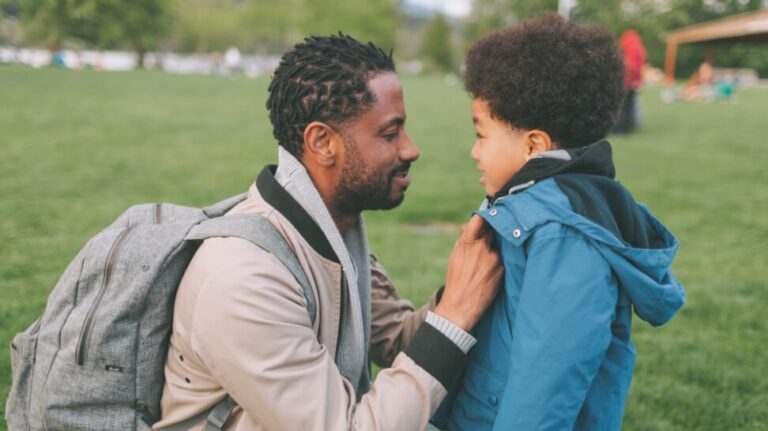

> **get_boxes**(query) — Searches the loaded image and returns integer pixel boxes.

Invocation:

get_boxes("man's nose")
[399,132,420,162]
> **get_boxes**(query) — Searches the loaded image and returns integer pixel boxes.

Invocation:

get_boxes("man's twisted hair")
[267,33,395,157]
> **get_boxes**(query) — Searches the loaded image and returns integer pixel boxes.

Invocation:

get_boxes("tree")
[419,13,454,72]
[20,0,97,51]
[1,0,22,45]
[89,0,171,68]
[300,0,400,51]
[20,0,170,68]
[572,0,768,77]
[463,0,557,46]
[171,0,253,53]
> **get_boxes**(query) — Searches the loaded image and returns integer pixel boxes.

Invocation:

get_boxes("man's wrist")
[404,322,468,389]
[426,311,476,353]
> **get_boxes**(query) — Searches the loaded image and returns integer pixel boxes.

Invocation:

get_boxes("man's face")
[334,72,420,214]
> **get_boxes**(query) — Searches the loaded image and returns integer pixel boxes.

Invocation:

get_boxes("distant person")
[614,29,646,133]
[431,13,685,430]
[715,70,737,101]
[682,61,716,101]
[52,50,67,69]
[224,46,242,75]
[153,34,503,430]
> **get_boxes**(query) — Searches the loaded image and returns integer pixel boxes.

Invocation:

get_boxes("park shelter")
[664,9,768,81]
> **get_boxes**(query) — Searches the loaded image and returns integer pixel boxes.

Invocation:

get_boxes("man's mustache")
[389,162,411,178]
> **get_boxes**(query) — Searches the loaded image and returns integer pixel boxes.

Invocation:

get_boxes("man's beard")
[334,137,410,214]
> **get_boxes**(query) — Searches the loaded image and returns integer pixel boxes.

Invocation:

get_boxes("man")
[154,34,502,430]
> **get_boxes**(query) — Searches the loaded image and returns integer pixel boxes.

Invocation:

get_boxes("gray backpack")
[6,193,316,430]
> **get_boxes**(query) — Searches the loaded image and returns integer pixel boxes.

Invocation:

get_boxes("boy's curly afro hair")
[464,13,625,148]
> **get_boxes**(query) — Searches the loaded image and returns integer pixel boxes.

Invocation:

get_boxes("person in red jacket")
[614,29,646,133]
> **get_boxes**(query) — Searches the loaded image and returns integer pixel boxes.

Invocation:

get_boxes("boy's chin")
[482,183,498,197]
[480,177,496,197]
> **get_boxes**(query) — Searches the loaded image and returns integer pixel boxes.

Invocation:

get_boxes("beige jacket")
[154,166,465,431]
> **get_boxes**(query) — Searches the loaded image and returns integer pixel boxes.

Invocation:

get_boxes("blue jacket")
[434,142,685,430]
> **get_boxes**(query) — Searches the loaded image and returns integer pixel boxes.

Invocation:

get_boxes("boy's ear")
[526,129,555,156]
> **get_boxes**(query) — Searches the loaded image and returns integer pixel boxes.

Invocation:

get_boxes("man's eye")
[383,131,399,141]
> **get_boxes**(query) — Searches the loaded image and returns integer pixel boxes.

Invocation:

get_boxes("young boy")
[431,13,685,430]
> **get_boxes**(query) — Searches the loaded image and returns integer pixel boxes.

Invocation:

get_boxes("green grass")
[1,66,766,430]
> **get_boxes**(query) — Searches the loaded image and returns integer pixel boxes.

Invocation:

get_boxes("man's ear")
[303,121,342,167]
[525,129,555,157]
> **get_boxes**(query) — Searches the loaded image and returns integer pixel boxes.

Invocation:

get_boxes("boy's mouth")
[477,166,486,185]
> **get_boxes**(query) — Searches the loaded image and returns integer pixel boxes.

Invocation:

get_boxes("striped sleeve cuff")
[426,311,477,354]
[404,323,466,389]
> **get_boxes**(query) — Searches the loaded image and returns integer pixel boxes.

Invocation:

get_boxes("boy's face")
[470,98,532,196]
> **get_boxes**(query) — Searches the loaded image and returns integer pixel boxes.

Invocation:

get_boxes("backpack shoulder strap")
[200,193,249,218]
[171,214,316,431]
[185,213,316,325]
[156,395,236,431]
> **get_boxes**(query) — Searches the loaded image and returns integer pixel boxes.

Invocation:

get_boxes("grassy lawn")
[1,66,766,430]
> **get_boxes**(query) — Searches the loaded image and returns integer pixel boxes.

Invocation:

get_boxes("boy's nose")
[470,141,480,161]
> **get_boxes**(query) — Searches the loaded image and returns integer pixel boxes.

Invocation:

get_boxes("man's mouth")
[390,164,412,189]
[392,170,411,188]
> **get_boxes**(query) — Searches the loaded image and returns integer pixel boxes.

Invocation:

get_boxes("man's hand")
[434,215,503,332]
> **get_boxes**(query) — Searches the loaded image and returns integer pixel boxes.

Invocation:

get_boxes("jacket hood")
[487,142,684,326]
[490,140,615,204]
[559,201,685,327]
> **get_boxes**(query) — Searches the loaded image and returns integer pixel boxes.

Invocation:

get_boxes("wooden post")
[706,46,715,65]
[664,41,678,84]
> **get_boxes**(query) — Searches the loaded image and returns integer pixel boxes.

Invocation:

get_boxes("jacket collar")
[490,140,616,205]
[265,146,371,396]
[256,165,339,263]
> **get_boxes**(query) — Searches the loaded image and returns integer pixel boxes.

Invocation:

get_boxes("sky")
[406,0,473,18]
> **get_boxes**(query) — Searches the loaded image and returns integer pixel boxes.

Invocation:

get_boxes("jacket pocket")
[6,318,41,430]
[449,358,507,429]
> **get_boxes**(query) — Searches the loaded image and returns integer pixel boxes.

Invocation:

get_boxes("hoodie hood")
[490,140,616,204]
[485,142,685,326]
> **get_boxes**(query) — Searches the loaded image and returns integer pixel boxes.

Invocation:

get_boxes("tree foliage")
[419,13,454,72]
[12,0,768,76]
[463,0,556,43]
[20,0,97,50]
[300,0,399,51]
[170,0,252,53]
[92,0,171,67]
[19,0,170,67]
[462,0,768,77]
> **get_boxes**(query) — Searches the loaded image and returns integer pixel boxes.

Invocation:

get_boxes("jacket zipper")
[335,269,348,365]
[75,226,134,366]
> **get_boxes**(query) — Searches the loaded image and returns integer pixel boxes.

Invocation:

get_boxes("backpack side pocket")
[6,317,42,430]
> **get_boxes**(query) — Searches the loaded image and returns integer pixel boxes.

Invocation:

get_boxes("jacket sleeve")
[493,228,617,430]
[190,239,463,431]
[369,253,438,367]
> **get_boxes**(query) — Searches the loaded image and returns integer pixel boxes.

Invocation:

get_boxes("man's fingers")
[462,215,487,241]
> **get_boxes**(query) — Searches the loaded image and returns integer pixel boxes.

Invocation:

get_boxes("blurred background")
[1,1,767,430]
[1,0,768,79]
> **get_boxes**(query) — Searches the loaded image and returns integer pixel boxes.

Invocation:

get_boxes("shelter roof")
[666,10,768,45]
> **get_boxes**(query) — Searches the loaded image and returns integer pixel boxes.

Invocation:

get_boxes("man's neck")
[328,207,358,235]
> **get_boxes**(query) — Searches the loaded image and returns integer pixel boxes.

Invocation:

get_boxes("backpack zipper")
[75,226,134,366]
[335,269,348,365]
